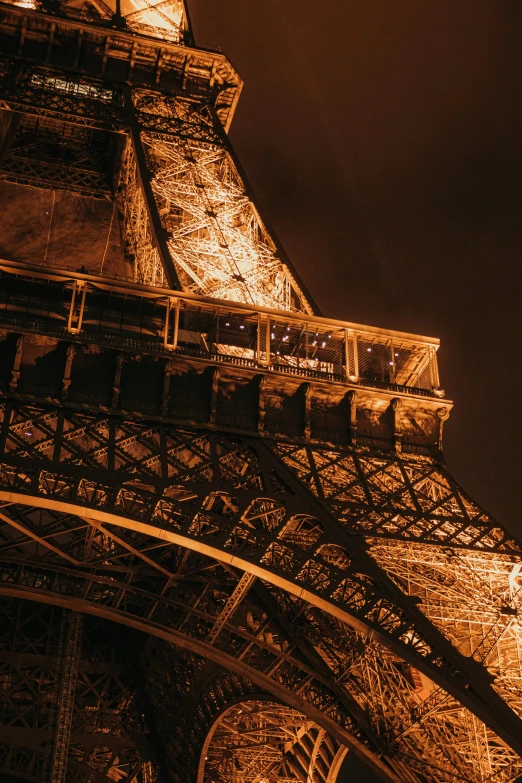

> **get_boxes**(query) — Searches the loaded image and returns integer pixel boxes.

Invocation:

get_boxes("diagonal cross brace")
[206,571,256,644]
[123,84,182,291]
[254,437,522,758]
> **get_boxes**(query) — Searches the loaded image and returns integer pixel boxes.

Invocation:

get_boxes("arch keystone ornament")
[0,1,519,782]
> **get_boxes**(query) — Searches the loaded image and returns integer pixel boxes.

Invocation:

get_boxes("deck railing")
[0,260,442,398]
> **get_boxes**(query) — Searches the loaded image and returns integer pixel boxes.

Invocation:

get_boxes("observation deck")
[0,260,451,454]
[0,0,451,456]
[0,0,242,130]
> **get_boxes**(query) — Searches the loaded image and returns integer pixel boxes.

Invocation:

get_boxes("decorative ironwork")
[142,131,311,310]
[117,134,166,286]
[202,700,342,783]
[0,118,113,197]
[0,0,519,779]
[0,405,521,779]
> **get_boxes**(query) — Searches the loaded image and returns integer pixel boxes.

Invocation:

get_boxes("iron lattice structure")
[0,1,520,782]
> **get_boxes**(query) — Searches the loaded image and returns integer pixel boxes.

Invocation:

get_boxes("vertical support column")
[347,390,358,445]
[429,345,440,391]
[437,407,450,452]
[344,328,359,382]
[256,312,262,364]
[44,609,83,783]
[164,297,180,349]
[67,280,87,334]
[391,398,402,453]
[261,314,270,366]
[123,85,182,290]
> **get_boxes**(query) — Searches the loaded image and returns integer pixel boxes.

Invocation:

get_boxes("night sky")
[189,2,521,780]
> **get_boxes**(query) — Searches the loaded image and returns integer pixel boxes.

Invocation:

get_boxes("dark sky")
[189,2,522,780]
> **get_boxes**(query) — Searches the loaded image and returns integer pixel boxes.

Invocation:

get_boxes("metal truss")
[0,597,156,782]
[132,91,225,145]
[0,56,310,310]
[141,130,312,311]
[44,609,83,783]
[139,646,344,783]
[0,402,521,780]
[0,117,112,198]
[202,700,344,783]
[0,1,520,780]
[117,134,166,287]
[0,534,396,779]
[0,500,519,782]
[0,13,241,130]
[0,527,408,781]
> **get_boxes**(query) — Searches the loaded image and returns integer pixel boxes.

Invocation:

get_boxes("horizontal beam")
[0,258,440,347]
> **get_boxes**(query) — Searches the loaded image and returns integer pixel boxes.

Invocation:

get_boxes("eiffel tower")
[0,1,520,782]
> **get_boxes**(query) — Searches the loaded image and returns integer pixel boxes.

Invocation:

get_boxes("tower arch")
[0,0,518,777]
[198,700,347,783]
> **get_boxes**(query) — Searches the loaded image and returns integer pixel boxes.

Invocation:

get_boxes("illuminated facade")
[0,1,520,782]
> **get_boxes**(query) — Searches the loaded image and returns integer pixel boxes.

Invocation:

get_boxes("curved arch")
[196,695,275,783]
[0,584,400,783]
[1,496,521,781]
[0,488,383,636]
[328,749,350,783]
[198,699,343,783]
[0,481,517,757]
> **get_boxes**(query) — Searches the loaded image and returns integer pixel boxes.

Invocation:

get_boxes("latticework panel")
[369,542,522,719]
[118,136,165,287]
[0,115,112,198]
[3,0,189,43]
[0,405,522,779]
[142,132,310,312]
[203,700,342,783]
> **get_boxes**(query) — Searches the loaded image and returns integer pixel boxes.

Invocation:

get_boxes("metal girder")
[0,598,153,782]
[206,572,256,644]
[135,124,313,311]
[0,559,400,781]
[138,648,345,783]
[1,495,521,781]
[0,0,519,779]
[122,84,182,291]
[0,405,520,759]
